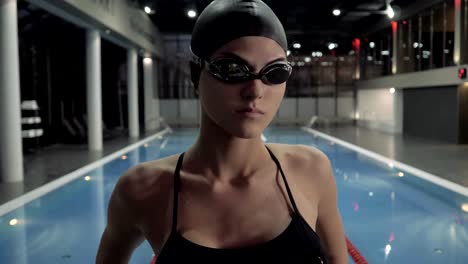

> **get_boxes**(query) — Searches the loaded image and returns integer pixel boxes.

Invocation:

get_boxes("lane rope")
[346,236,368,264]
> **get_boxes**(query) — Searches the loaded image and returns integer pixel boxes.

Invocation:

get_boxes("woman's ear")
[190,61,202,91]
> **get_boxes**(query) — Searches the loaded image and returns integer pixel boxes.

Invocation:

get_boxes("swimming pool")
[1,127,467,263]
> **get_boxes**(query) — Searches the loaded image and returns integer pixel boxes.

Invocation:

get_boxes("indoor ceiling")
[139,0,417,54]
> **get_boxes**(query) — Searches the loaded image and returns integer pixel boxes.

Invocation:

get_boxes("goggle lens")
[206,58,292,85]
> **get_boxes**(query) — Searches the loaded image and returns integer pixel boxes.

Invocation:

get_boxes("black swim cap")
[191,0,288,60]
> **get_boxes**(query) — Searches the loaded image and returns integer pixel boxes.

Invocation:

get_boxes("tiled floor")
[315,125,468,188]
[0,129,161,205]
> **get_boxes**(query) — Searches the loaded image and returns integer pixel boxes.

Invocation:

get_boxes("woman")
[96,0,348,263]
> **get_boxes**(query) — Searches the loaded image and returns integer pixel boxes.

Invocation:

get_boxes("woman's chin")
[227,124,264,139]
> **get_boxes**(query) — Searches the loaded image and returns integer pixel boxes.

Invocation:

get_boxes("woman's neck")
[184,115,272,184]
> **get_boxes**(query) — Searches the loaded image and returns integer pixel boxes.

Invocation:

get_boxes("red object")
[455,0,461,9]
[346,237,369,264]
[150,255,157,264]
[391,21,398,33]
[459,68,467,79]
[352,38,361,54]
[402,20,407,25]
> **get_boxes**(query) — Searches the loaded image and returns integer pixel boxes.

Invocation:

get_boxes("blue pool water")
[1,127,467,263]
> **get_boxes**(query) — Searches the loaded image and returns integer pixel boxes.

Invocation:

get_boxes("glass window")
[433,2,446,68]
[362,27,392,79]
[420,9,433,71]
[445,0,455,66]
[399,19,414,73]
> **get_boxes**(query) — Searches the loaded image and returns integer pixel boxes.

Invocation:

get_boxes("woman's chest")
[178,181,293,248]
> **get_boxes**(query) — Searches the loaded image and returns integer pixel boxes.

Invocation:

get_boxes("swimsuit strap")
[172,152,185,232]
[265,145,300,214]
[172,147,299,231]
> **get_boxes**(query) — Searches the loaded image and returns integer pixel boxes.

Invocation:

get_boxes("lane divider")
[302,127,468,197]
[346,236,368,264]
[0,127,172,217]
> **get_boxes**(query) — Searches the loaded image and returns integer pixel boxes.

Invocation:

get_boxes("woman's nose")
[240,79,265,100]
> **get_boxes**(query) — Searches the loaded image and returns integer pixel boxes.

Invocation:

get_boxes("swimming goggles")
[192,54,292,85]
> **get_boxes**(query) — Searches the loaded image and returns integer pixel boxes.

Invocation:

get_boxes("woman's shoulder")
[266,143,332,185]
[266,143,330,167]
[115,153,182,208]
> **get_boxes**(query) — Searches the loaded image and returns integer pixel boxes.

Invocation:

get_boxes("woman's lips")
[236,107,265,114]
[236,108,265,118]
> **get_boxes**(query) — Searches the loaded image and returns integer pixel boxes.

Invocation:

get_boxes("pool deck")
[0,129,156,205]
[314,125,468,188]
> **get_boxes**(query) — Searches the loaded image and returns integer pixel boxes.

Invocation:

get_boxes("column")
[143,57,156,131]
[454,0,467,65]
[463,0,468,64]
[459,83,468,144]
[153,62,161,129]
[0,0,24,182]
[86,29,103,151]
[391,21,398,74]
[456,0,468,143]
[127,48,139,138]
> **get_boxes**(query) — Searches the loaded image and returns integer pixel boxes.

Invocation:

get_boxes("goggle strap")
[189,47,204,67]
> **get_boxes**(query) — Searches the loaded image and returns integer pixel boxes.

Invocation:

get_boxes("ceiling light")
[387,5,395,19]
[187,10,197,18]
[293,43,301,49]
[333,9,341,16]
[328,43,336,50]
[369,42,375,48]
[143,57,152,64]
[304,57,311,63]
[144,6,152,14]
[390,88,396,94]
[312,51,323,57]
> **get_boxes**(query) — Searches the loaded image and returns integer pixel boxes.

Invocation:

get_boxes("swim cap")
[189,0,288,91]
[191,0,288,60]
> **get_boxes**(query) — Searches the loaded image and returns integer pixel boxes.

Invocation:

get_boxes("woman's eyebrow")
[217,52,287,67]
[268,57,287,64]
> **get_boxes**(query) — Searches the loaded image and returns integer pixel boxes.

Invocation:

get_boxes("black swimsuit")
[156,146,328,264]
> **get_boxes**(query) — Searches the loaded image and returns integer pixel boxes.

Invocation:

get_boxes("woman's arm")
[315,153,348,264]
[96,170,145,264]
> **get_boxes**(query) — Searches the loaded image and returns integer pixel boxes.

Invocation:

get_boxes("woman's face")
[198,36,287,139]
